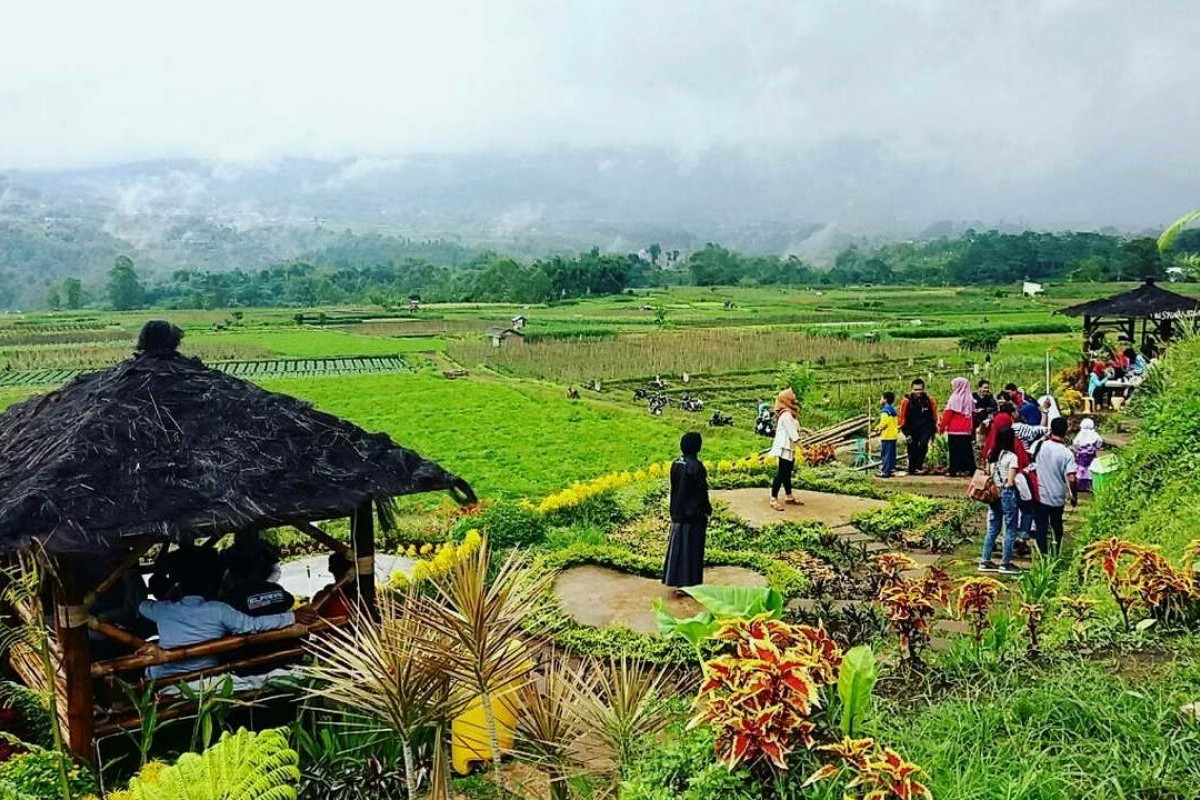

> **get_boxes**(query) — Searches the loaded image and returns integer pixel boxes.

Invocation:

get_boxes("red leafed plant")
[872,553,917,593]
[1057,596,1098,644]
[874,555,950,667]
[1128,547,1197,623]
[806,736,933,800]
[802,443,837,466]
[1081,538,1143,631]
[1018,602,1044,658]
[954,577,1006,645]
[694,616,844,771]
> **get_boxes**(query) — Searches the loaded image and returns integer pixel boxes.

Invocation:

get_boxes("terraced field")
[0,355,413,387]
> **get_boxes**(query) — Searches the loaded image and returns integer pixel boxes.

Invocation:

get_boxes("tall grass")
[875,657,1200,799]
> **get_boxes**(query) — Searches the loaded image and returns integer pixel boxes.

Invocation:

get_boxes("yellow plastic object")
[452,682,523,774]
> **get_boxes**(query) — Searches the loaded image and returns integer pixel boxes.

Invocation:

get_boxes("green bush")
[1082,336,1200,560]
[705,515,825,555]
[457,501,548,549]
[0,682,52,749]
[0,748,95,800]
[621,725,757,800]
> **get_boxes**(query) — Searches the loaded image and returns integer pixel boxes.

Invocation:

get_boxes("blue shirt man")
[139,596,295,679]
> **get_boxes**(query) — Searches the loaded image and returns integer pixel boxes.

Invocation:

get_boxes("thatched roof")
[0,337,473,556]
[1057,279,1200,320]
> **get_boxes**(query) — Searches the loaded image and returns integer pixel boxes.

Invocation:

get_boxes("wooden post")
[351,500,377,617]
[52,558,95,761]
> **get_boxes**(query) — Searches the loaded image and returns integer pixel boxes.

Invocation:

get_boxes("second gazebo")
[1057,278,1200,362]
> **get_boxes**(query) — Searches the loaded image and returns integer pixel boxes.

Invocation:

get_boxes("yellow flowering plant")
[389,528,483,590]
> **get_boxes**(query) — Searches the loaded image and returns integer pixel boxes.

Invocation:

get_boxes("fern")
[121,728,299,800]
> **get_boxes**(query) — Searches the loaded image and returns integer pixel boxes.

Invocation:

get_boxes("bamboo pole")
[89,620,331,677]
[351,501,377,617]
[53,558,95,761]
[81,539,153,608]
[86,618,151,651]
[100,646,308,696]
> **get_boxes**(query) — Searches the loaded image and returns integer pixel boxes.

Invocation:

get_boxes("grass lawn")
[259,372,760,499]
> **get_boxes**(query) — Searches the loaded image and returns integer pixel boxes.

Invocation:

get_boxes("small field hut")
[1057,278,1200,363]
[0,322,473,760]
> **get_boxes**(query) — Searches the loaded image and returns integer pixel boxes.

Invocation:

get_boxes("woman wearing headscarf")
[982,402,1031,467]
[939,377,976,477]
[768,387,802,510]
[1072,418,1104,492]
[1088,362,1107,406]
[663,432,712,596]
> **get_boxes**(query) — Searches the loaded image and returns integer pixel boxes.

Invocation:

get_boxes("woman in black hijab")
[662,432,713,596]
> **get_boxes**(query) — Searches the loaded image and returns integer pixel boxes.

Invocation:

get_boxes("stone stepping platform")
[553,565,767,635]
[712,489,890,529]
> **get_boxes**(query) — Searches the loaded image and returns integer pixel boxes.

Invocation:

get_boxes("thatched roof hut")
[1056,279,1200,362]
[0,323,474,759]
[0,336,471,556]
[1057,278,1200,321]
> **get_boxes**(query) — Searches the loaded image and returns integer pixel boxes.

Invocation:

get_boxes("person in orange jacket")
[898,378,938,475]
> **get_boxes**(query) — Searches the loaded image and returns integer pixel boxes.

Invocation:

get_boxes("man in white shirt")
[1031,417,1078,554]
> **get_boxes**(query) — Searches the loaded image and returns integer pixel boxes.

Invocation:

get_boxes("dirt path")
[711,487,890,528]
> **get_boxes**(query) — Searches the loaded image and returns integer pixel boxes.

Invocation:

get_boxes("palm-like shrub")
[303,590,467,800]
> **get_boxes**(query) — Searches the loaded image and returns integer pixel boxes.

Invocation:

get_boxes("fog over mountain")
[1,1,1198,271]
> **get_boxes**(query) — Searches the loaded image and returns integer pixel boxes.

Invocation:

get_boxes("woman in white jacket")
[769,388,803,510]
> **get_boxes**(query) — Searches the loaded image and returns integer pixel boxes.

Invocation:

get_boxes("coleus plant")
[1057,596,1098,644]
[1081,537,1143,630]
[1128,547,1196,623]
[873,557,951,666]
[954,577,1006,645]
[692,616,843,771]
[805,736,933,800]
[1082,537,1200,630]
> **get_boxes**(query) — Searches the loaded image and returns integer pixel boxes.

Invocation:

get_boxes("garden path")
[553,564,767,634]
[710,488,890,528]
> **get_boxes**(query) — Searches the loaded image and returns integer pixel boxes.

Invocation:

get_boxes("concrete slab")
[553,565,767,635]
[279,552,416,598]
[711,488,890,529]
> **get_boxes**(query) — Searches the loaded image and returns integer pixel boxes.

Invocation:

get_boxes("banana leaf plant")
[654,585,784,660]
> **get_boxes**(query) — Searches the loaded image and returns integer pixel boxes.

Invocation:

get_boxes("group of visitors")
[866,376,1107,575]
[658,374,1107,592]
[1087,346,1150,408]
[88,533,358,681]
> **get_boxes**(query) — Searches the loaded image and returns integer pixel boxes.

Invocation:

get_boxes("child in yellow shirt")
[875,391,899,478]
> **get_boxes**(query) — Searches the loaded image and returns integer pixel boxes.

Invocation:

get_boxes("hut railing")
[88,618,339,678]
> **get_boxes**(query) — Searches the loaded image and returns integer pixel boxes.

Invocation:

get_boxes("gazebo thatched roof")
[1057,279,1200,320]
[0,342,473,556]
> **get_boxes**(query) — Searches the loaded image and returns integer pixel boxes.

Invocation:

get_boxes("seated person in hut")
[312,553,358,619]
[139,560,312,681]
[217,532,294,617]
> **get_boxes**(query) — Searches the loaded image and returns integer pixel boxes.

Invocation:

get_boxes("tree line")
[34,227,1200,312]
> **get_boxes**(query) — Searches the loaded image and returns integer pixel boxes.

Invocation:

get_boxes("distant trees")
[107,256,145,311]
[63,278,84,310]
[26,227,1192,313]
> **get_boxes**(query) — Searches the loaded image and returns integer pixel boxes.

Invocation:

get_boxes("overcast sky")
[2,1,1198,228]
